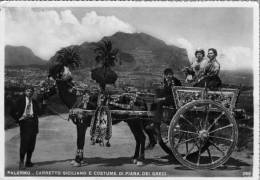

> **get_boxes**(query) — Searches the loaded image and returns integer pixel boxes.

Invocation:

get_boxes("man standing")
[10,86,41,169]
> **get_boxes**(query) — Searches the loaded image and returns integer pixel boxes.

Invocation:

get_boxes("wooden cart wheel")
[168,100,238,169]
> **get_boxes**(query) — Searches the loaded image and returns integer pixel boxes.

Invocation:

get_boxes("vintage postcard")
[0,1,259,179]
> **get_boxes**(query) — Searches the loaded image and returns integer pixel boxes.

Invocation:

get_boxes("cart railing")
[172,86,239,112]
[71,109,154,117]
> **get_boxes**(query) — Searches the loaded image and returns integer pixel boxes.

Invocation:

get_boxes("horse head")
[48,45,80,81]
[47,46,83,109]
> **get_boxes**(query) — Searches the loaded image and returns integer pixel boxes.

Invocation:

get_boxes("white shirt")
[20,97,34,121]
[191,58,208,77]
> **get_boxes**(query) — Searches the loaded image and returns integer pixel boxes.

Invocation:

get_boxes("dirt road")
[5,114,253,177]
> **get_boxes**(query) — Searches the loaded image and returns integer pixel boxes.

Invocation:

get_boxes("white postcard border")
[0,1,259,180]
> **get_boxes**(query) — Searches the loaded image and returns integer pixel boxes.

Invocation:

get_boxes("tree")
[91,40,119,92]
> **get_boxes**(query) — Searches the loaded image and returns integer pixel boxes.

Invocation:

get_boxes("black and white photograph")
[1,1,259,179]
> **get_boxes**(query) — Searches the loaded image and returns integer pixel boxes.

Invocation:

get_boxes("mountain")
[6,32,189,74]
[50,32,190,74]
[102,32,190,72]
[5,45,47,66]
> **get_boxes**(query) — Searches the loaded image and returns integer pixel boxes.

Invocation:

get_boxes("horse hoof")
[70,160,76,165]
[72,161,81,167]
[80,160,88,166]
[131,159,137,164]
[106,141,111,147]
[136,161,144,166]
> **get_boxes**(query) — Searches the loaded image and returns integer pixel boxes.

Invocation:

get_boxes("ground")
[5,114,253,177]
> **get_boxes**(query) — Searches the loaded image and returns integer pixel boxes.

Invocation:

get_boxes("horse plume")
[48,46,81,79]
[91,40,119,91]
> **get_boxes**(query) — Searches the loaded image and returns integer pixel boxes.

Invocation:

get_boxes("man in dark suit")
[153,68,182,125]
[145,68,181,149]
[10,86,41,169]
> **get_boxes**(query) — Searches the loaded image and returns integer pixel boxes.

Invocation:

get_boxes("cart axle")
[198,129,209,141]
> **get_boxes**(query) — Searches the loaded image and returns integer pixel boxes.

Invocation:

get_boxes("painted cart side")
[169,86,239,169]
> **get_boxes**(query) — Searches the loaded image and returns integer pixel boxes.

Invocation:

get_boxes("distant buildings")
[5,67,48,87]
[5,66,167,96]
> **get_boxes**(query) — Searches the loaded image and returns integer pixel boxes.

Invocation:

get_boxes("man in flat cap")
[10,85,41,169]
[145,68,181,149]
[154,68,182,124]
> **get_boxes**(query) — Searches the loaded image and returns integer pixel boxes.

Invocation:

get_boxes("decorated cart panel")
[172,86,239,111]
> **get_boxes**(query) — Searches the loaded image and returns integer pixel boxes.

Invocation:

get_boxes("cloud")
[218,46,253,70]
[165,37,195,62]
[166,37,253,71]
[5,8,136,60]
[175,38,194,62]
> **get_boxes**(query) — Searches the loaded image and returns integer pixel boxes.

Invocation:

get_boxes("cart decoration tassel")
[90,105,112,147]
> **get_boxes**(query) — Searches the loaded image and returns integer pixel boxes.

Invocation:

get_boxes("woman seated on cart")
[184,48,222,90]
[184,48,208,84]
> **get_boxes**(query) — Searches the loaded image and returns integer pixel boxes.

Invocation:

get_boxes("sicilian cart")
[74,85,239,170]
[167,86,239,169]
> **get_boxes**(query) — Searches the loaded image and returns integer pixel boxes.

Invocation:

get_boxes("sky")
[5,7,254,70]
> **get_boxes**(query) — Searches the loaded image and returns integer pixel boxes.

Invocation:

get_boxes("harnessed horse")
[47,65,152,167]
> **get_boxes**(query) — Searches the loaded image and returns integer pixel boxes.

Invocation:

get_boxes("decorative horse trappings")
[47,44,173,167]
[90,105,112,146]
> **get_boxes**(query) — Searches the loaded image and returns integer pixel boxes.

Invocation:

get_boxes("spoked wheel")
[168,100,238,169]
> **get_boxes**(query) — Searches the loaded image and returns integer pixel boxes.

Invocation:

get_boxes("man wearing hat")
[155,68,181,123]
[145,68,181,141]
[10,85,41,169]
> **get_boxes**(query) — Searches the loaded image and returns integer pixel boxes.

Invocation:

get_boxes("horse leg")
[144,127,157,149]
[128,120,146,166]
[127,121,141,164]
[144,120,157,149]
[154,123,174,156]
[71,119,88,167]
[137,121,146,166]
